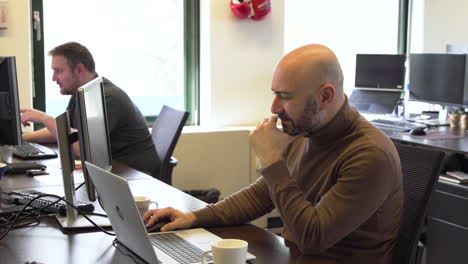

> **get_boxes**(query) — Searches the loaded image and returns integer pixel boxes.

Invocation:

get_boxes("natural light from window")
[43,0,184,118]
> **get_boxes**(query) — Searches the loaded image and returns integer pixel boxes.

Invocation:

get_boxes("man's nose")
[271,96,283,114]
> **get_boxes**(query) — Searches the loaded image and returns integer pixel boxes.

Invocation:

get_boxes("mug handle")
[200,250,212,264]
[149,201,158,209]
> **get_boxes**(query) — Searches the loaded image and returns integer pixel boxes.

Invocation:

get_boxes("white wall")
[0,0,32,110]
[415,0,468,52]
[200,0,284,127]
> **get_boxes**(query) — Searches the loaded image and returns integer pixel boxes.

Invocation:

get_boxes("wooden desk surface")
[0,155,326,264]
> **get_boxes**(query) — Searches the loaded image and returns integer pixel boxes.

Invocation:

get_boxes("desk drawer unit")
[426,180,468,264]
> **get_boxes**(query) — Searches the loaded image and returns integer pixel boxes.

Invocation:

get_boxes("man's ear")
[319,84,335,109]
[75,63,86,74]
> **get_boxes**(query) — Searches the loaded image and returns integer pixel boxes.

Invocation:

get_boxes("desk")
[384,126,468,154]
[0,155,327,264]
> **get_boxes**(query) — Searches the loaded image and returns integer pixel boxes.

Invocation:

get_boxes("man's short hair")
[49,42,95,73]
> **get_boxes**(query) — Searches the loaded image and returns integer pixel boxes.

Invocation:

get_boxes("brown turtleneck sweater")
[193,99,403,264]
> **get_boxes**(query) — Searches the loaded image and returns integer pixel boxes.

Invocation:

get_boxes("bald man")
[143,45,403,263]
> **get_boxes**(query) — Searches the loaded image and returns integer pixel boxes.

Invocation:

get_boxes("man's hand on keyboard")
[143,207,197,232]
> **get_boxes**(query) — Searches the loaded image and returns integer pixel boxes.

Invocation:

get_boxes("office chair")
[151,105,189,185]
[392,141,446,264]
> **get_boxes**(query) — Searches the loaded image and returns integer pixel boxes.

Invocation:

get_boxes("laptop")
[349,89,402,115]
[85,162,255,264]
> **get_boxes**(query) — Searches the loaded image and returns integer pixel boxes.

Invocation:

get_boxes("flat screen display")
[355,54,406,89]
[409,53,468,106]
[0,57,22,145]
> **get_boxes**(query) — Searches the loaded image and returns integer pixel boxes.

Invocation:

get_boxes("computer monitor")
[56,111,78,216]
[0,57,22,145]
[355,54,406,89]
[409,53,468,106]
[76,77,112,202]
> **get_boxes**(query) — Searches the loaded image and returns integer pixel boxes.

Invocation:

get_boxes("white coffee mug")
[201,239,248,264]
[134,196,158,216]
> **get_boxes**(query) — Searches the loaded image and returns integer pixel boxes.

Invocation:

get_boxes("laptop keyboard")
[370,119,425,132]
[149,233,212,264]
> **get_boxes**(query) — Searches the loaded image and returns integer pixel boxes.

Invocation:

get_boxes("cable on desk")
[75,182,85,191]
[0,203,54,232]
[0,194,115,240]
[0,212,40,230]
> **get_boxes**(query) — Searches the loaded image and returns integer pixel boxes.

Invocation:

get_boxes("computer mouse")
[146,218,171,233]
[409,128,426,136]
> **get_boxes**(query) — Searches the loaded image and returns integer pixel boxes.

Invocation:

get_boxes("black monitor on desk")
[351,54,406,115]
[409,53,468,107]
[0,57,57,160]
[0,57,22,145]
[355,54,406,89]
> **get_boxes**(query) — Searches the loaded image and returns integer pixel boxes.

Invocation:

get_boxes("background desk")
[0,155,329,264]
[384,126,468,264]
[384,126,468,154]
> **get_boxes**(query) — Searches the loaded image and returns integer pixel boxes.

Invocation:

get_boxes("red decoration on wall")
[230,0,271,21]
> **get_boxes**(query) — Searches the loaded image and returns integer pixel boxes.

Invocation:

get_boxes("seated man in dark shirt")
[21,42,161,178]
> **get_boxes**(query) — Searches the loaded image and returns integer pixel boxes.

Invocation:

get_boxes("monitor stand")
[55,112,110,230]
[55,165,110,229]
[56,214,110,230]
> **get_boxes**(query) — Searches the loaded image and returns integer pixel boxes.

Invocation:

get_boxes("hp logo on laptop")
[115,206,124,221]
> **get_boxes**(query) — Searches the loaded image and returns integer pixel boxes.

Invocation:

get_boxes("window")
[35,0,198,124]
[284,0,400,95]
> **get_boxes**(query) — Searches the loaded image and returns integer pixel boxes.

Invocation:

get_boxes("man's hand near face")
[249,116,297,169]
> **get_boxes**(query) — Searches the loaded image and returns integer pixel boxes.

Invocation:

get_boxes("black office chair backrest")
[392,141,446,264]
[151,105,189,185]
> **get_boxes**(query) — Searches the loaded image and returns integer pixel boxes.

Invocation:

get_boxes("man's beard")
[278,99,322,137]
[60,73,81,95]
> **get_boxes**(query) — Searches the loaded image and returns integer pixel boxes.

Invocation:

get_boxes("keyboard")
[13,142,58,159]
[149,233,213,263]
[0,190,94,216]
[371,119,426,132]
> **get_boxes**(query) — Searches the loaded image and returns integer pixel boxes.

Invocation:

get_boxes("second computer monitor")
[355,54,406,89]
[409,53,468,106]
[76,77,112,201]
[0,57,22,145]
